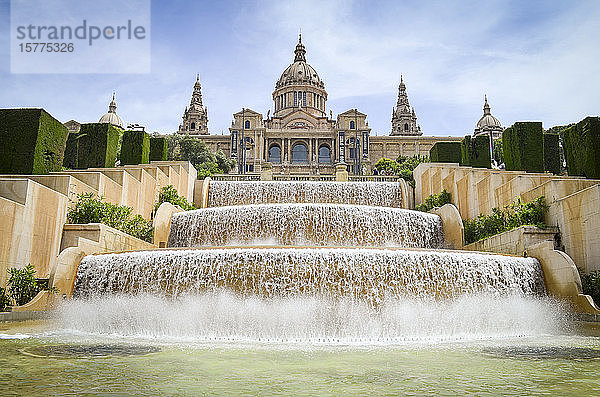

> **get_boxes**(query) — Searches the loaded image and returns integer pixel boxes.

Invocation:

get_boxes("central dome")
[275,35,324,89]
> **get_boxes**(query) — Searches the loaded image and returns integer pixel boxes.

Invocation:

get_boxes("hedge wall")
[149,137,168,161]
[543,133,560,175]
[472,134,491,168]
[562,116,600,178]
[0,108,69,174]
[430,142,461,163]
[460,136,472,166]
[63,132,79,169]
[502,121,544,172]
[120,131,150,165]
[63,123,120,169]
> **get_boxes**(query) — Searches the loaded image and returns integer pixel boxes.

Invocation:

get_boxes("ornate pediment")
[281,109,318,129]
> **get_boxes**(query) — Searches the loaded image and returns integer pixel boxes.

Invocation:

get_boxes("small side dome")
[475,95,502,137]
[99,93,124,128]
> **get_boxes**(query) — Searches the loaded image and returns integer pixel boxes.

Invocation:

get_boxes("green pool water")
[2,321,600,396]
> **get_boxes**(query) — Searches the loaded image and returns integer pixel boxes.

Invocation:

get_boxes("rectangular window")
[294,92,297,106]
[303,92,306,106]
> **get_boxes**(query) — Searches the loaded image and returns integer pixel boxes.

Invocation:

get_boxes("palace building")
[178,35,461,175]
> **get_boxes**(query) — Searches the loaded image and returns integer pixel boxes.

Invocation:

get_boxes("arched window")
[190,122,195,131]
[294,92,297,106]
[302,92,306,107]
[404,123,409,131]
[244,120,250,129]
[350,121,355,130]
[292,143,308,163]
[268,144,281,163]
[318,145,331,163]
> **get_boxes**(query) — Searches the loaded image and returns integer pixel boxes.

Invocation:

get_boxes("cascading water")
[74,248,545,301]
[167,204,444,248]
[207,181,402,207]
[63,180,560,343]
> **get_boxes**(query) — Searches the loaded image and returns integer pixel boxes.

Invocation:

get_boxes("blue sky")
[0,0,599,136]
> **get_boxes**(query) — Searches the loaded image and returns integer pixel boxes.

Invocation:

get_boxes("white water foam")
[207,181,402,207]
[168,204,444,249]
[56,292,568,345]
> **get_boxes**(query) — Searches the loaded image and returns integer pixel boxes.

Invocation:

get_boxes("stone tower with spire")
[178,74,209,135]
[390,76,421,136]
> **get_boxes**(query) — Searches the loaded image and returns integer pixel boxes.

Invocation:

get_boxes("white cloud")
[1,0,599,136]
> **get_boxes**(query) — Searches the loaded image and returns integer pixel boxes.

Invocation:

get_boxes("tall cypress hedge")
[472,135,491,168]
[562,116,600,178]
[63,132,79,169]
[63,123,120,169]
[120,130,150,165]
[0,108,68,174]
[460,136,472,166]
[502,121,544,172]
[149,137,168,161]
[429,142,461,163]
[543,133,560,175]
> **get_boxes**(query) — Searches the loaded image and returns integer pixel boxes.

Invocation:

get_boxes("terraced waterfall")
[69,180,553,342]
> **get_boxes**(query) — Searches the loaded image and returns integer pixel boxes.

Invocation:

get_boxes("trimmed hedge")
[64,123,120,169]
[429,142,461,163]
[63,132,79,169]
[502,121,544,172]
[472,135,491,168]
[0,108,69,174]
[543,133,560,175]
[149,137,168,161]
[562,117,600,178]
[460,136,472,166]
[121,131,150,165]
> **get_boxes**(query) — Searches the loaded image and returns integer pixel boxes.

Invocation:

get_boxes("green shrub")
[396,155,429,187]
[415,189,451,212]
[463,196,547,244]
[155,185,195,213]
[198,161,220,179]
[6,264,44,306]
[64,123,121,169]
[562,117,600,178]
[543,133,561,175]
[3,264,57,308]
[472,135,491,168]
[150,137,168,161]
[375,158,399,173]
[67,193,153,242]
[460,136,472,166]
[429,142,461,163]
[0,287,10,312]
[215,149,235,174]
[502,122,544,172]
[579,270,600,307]
[0,108,69,174]
[120,131,150,165]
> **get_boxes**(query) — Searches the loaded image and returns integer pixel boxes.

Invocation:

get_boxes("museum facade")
[178,35,462,175]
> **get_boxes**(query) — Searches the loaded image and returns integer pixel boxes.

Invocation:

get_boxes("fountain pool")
[3,180,599,394]
[1,297,600,395]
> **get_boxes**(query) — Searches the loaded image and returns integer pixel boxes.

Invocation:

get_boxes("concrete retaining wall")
[0,162,195,288]
[464,226,558,256]
[414,163,600,273]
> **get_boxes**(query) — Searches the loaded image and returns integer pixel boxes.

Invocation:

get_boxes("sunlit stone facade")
[183,35,461,175]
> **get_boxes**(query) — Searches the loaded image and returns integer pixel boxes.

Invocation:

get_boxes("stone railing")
[210,174,261,181]
[273,174,335,181]
[348,175,400,182]
[211,173,399,182]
